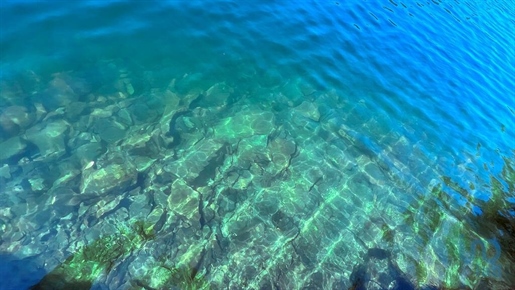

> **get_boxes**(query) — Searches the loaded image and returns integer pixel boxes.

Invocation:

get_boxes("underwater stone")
[168,179,200,224]
[80,163,137,195]
[132,156,155,172]
[28,177,46,192]
[0,105,35,135]
[41,74,83,109]
[74,142,104,165]
[233,135,268,168]
[299,82,316,97]
[363,162,386,186]
[251,111,275,133]
[52,168,81,189]
[293,101,320,122]
[174,72,211,95]
[190,144,231,188]
[24,119,69,161]
[157,90,188,147]
[122,128,160,158]
[282,78,305,107]
[147,207,164,229]
[214,109,275,142]
[125,81,135,95]
[89,107,113,119]
[33,102,48,123]
[91,194,126,219]
[0,163,11,179]
[128,193,152,218]
[258,134,295,175]
[64,101,87,121]
[93,118,127,144]
[60,74,92,98]
[117,107,133,125]
[0,136,27,162]
[165,139,223,182]
[202,82,233,108]
[129,102,157,124]
[255,198,281,217]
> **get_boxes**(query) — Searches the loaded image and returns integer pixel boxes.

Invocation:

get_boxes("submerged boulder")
[0,136,27,163]
[92,118,127,144]
[293,101,320,122]
[23,120,70,161]
[80,163,137,195]
[214,109,276,142]
[195,82,234,109]
[0,105,35,136]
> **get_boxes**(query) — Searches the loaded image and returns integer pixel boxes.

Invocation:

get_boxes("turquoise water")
[1,1,514,289]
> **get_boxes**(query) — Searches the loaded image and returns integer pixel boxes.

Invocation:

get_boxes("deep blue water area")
[1,1,514,289]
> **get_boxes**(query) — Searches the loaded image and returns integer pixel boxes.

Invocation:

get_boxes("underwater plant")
[30,219,157,290]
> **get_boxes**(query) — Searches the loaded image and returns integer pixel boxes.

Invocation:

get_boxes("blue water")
[1,1,514,289]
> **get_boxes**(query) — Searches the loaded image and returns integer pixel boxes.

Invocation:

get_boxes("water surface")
[1,1,514,289]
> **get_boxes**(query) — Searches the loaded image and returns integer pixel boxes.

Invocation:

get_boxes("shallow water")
[1,1,514,289]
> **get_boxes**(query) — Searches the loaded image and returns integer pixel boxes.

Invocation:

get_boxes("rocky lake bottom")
[0,62,514,290]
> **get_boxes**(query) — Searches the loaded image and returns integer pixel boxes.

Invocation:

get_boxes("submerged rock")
[64,102,87,121]
[167,179,201,231]
[23,120,70,161]
[74,142,104,166]
[0,163,11,179]
[174,72,211,95]
[198,82,234,109]
[0,136,27,163]
[92,118,127,144]
[128,101,160,124]
[39,74,80,110]
[0,105,35,136]
[214,109,276,142]
[165,139,225,183]
[293,101,320,122]
[80,163,137,195]
[282,78,305,107]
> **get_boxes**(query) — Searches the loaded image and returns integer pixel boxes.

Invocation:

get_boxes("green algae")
[133,264,210,290]
[132,220,156,241]
[414,260,427,283]
[31,234,135,289]
[168,265,210,290]
[443,263,462,289]
[381,223,395,244]
[31,219,156,290]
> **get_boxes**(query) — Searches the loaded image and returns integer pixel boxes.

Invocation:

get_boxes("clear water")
[0,1,514,289]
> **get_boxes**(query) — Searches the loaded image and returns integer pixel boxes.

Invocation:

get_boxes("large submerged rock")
[168,178,200,225]
[0,105,35,136]
[214,109,276,142]
[23,120,70,161]
[0,136,27,163]
[92,118,127,144]
[195,82,233,109]
[80,163,137,195]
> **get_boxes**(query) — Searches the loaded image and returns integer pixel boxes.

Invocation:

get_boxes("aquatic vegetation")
[471,156,515,264]
[132,220,156,241]
[381,223,395,244]
[414,260,427,283]
[132,258,210,289]
[443,240,462,289]
[168,265,210,290]
[30,233,134,289]
[30,219,157,289]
